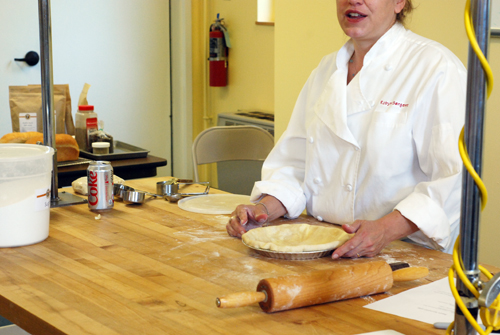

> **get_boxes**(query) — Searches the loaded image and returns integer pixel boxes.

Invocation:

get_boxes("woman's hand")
[332,210,419,259]
[226,195,287,238]
[226,204,268,238]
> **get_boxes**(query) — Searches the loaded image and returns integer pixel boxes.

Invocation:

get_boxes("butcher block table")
[0,176,493,335]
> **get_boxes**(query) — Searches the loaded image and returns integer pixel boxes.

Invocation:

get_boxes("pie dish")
[242,223,352,253]
[242,240,335,260]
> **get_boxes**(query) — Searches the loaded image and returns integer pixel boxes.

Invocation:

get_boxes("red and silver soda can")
[87,161,114,212]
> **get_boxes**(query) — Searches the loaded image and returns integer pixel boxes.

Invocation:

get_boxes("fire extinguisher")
[209,14,231,87]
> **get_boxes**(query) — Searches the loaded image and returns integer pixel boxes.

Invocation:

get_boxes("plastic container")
[0,144,54,247]
[92,142,110,155]
[75,105,98,151]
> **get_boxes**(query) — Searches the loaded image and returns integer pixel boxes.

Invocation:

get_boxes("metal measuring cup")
[122,190,160,205]
[114,183,161,205]
[156,179,210,203]
[113,184,135,199]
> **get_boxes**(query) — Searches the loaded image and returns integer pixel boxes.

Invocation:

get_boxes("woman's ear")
[395,0,405,14]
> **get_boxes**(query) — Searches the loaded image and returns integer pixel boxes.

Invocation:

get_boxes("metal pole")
[454,0,490,334]
[37,1,87,207]
[38,0,59,201]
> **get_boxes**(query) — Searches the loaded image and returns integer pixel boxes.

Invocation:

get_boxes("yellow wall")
[192,0,275,184]
[275,0,500,266]
[192,2,205,140]
[192,0,274,130]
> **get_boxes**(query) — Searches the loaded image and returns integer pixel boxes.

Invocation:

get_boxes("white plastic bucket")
[0,144,54,247]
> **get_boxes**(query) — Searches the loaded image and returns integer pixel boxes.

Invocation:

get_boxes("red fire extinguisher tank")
[209,15,229,87]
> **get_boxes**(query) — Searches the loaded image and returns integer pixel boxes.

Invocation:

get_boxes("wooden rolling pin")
[216,260,428,313]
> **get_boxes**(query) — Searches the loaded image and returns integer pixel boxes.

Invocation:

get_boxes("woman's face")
[337,0,405,47]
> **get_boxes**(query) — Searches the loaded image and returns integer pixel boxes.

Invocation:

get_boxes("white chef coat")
[251,23,466,253]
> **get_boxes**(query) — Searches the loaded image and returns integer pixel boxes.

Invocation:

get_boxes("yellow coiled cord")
[447,240,500,334]
[446,0,499,334]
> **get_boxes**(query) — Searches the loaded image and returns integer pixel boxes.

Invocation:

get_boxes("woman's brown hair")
[397,0,414,25]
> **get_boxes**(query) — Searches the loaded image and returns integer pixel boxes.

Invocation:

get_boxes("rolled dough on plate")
[242,223,353,252]
[177,194,252,214]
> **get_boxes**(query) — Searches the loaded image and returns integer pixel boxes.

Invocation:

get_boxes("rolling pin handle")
[216,291,267,308]
[392,266,429,282]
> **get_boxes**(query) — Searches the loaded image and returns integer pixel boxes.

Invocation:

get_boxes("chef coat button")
[354,146,360,151]
[317,216,323,222]
[313,177,322,184]
[385,64,393,71]
[345,184,353,192]
[309,136,314,144]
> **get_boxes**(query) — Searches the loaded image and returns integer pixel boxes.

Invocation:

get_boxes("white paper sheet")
[364,277,455,325]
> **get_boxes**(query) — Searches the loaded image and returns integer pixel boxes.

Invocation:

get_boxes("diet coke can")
[87,161,114,212]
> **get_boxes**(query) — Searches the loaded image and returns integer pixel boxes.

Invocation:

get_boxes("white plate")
[177,194,252,214]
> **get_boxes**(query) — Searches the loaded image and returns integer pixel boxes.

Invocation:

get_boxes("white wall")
[171,0,194,179]
[0,0,172,177]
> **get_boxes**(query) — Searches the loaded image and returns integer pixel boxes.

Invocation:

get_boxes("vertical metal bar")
[454,0,490,334]
[38,0,59,200]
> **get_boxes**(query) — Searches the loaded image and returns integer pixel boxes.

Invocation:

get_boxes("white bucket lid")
[0,144,54,179]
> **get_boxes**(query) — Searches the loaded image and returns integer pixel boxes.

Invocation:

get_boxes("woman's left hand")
[332,210,419,259]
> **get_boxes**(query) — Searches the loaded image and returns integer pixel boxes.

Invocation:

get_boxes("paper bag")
[9,85,67,134]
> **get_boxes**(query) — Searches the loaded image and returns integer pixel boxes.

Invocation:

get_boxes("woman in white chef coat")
[227,0,466,257]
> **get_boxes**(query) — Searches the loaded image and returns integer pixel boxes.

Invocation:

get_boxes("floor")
[0,317,10,327]
[0,325,30,335]
[0,316,30,335]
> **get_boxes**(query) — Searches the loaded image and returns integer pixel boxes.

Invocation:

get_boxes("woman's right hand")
[226,203,269,238]
[226,195,286,238]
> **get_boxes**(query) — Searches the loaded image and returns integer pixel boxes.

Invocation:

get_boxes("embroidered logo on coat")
[380,100,409,108]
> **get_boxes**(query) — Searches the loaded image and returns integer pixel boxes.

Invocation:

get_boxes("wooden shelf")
[255,21,274,26]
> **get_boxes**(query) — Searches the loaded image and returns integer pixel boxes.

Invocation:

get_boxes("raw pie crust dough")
[242,223,353,252]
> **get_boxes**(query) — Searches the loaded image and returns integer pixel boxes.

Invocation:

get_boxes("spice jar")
[75,105,98,151]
